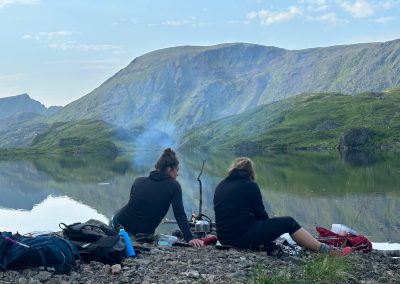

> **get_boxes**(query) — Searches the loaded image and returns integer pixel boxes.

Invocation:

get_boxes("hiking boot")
[330,246,352,257]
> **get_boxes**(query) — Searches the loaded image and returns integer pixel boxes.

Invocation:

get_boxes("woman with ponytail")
[213,157,339,254]
[112,148,204,247]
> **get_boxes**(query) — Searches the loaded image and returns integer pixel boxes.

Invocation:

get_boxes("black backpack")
[0,232,79,274]
[59,222,125,264]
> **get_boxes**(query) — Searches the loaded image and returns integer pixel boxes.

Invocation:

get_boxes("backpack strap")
[36,248,47,271]
[59,223,116,237]
[80,224,116,236]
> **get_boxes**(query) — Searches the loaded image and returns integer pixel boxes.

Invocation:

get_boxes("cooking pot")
[195,220,210,233]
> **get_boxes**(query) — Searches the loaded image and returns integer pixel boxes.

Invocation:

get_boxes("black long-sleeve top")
[115,171,193,242]
[213,169,269,241]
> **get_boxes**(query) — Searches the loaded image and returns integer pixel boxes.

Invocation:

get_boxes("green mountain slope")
[30,120,121,156]
[179,88,400,151]
[45,40,400,139]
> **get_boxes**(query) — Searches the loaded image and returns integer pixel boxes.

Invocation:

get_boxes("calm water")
[0,150,399,244]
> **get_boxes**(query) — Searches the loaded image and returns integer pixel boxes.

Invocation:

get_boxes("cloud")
[0,73,24,82]
[306,12,349,24]
[162,16,200,27]
[46,58,124,70]
[22,30,122,52]
[226,20,251,25]
[76,44,122,51]
[378,0,399,10]
[299,0,330,12]
[22,30,76,41]
[162,20,189,26]
[111,18,138,27]
[338,0,374,18]
[374,16,394,24]
[48,42,122,52]
[247,6,301,25]
[0,0,39,8]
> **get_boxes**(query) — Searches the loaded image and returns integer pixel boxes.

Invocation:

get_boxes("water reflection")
[0,196,108,234]
[0,151,399,242]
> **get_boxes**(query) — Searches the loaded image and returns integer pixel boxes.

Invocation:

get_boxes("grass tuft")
[249,254,349,284]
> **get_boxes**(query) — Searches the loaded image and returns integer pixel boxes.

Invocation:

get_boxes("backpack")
[316,226,372,253]
[59,222,125,264]
[0,232,79,274]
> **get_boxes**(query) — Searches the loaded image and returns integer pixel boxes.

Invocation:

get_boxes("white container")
[331,224,357,236]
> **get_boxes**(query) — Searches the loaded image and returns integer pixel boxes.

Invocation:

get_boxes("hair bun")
[155,148,179,172]
[163,148,175,157]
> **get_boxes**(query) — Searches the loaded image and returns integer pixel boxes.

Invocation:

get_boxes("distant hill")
[179,88,400,151]
[0,94,62,147]
[30,119,121,157]
[46,39,400,140]
[0,93,61,119]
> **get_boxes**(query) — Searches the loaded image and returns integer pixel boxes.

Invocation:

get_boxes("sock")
[318,243,331,254]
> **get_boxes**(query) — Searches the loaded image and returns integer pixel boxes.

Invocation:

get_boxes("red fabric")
[200,235,218,245]
[330,246,353,257]
[316,227,372,253]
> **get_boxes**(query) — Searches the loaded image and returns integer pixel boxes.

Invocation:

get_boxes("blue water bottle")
[119,228,135,257]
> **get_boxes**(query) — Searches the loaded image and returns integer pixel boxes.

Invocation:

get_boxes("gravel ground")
[1,243,399,284]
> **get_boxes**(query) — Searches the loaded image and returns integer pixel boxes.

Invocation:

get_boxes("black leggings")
[229,216,301,250]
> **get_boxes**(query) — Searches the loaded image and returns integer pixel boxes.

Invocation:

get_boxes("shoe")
[330,246,352,256]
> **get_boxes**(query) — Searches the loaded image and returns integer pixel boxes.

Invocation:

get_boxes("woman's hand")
[189,238,205,248]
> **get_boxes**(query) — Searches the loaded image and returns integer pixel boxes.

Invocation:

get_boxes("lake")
[0,150,399,245]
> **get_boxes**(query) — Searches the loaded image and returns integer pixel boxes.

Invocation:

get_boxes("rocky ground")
[1,243,399,284]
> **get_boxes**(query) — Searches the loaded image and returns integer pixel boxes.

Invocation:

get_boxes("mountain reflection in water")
[0,151,398,243]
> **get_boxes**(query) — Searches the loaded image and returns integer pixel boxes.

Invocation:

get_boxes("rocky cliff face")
[48,40,400,139]
[0,94,47,119]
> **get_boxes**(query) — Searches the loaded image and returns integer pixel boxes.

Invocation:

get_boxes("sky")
[0,0,399,107]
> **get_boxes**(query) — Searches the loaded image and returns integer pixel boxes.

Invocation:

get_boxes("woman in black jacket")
[112,148,204,247]
[213,157,332,253]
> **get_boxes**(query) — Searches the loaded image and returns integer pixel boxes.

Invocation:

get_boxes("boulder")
[338,127,374,150]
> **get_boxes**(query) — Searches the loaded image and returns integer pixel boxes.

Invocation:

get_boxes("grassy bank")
[249,254,349,284]
[180,88,400,151]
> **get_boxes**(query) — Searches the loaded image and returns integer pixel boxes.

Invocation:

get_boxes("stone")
[120,276,131,283]
[186,270,200,279]
[134,259,151,266]
[338,127,374,150]
[228,271,243,278]
[36,271,52,282]
[103,264,111,274]
[17,278,28,284]
[201,274,216,282]
[111,264,122,274]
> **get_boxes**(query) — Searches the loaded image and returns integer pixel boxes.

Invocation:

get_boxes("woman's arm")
[171,184,194,242]
[249,183,269,220]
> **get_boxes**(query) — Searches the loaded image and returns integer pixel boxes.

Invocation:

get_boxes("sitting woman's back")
[214,167,268,242]
[112,148,204,247]
[116,170,184,237]
[213,157,340,254]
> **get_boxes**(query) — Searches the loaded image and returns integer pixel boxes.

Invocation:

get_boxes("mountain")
[0,94,63,147]
[0,93,61,119]
[179,88,400,151]
[46,39,400,140]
